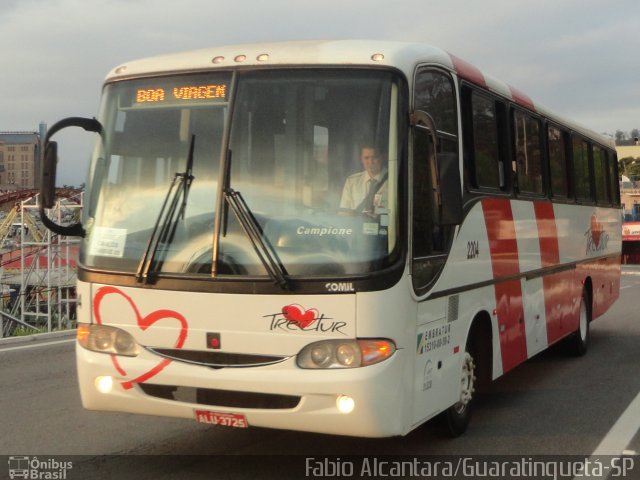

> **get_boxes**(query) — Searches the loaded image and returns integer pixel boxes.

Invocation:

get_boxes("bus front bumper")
[76,342,409,438]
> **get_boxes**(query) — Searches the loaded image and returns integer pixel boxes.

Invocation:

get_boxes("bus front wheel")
[444,348,476,437]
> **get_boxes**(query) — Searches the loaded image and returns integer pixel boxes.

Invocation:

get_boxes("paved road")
[1,269,639,478]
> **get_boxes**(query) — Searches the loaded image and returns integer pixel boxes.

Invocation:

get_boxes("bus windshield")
[82,69,402,280]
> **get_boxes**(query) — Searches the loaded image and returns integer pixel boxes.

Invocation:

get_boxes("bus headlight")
[297,339,395,369]
[77,323,140,357]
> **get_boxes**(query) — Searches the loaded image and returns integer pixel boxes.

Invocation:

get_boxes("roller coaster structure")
[0,189,81,337]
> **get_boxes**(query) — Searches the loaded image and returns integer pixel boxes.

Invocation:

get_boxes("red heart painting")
[591,214,602,248]
[93,286,188,390]
[281,304,319,329]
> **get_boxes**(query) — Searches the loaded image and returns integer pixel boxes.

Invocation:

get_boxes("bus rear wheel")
[565,288,591,356]
[444,348,476,437]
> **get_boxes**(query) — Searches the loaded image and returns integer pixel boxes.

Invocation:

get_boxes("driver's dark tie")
[364,178,376,212]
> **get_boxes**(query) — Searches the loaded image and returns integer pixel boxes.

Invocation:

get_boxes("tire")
[566,288,590,356]
[443,348,476,437]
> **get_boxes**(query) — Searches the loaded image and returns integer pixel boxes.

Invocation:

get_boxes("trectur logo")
[8,456,73,479]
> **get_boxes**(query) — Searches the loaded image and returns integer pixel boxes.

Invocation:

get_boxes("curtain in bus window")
[513,111,543,194]
[608,151,619,205]
[593,146,609,204]
[471,94,500,189]
[547,126,569,197]
[573,137,591,201]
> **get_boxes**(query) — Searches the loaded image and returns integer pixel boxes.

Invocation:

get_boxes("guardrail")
[0,310,40,337]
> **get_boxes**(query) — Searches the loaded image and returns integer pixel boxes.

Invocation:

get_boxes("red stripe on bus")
[482,198,528,373]
[509,85,536,112]
[534,202,559,266]
[534,202,573,344]
[448,53,487,88]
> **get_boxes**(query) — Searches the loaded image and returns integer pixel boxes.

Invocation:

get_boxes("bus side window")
[593,145,609,205]
[414,68,459,179]
[463,89,505,191]
[414,68,458,137]
[572,136,592,203]
[512,110,543,195]
[608,151,620,206]
[412,128,446,290]
[547,125,570,198]
[411,68,459,292]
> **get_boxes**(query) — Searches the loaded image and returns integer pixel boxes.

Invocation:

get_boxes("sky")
[1,0,639,185]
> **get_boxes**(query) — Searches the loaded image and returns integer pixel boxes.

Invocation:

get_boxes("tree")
[615,129,640,145]
[619,157,640,180]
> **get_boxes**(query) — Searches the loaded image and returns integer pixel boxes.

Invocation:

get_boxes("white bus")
[41,40,621,437]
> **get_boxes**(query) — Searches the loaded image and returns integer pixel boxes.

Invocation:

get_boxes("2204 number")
[467,241,480,259]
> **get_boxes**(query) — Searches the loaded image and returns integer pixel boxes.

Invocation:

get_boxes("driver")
[339,145,388,213]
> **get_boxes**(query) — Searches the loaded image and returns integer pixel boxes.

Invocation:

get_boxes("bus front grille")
[139,383,301,410]
[146,347,290,368]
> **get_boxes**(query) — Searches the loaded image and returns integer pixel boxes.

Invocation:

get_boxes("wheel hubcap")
[579,301,588,342]
[453,352,476,414]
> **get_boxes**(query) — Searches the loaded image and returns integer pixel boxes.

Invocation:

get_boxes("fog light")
[337,395,355,414]
[95,376,113,394]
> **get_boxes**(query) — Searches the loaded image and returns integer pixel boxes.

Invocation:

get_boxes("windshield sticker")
[263,304,347,334]
[296,226,353,237]
[93,286,189,390]
[362,223,379,235]
[88,227,127,258]
[585,214,609,255]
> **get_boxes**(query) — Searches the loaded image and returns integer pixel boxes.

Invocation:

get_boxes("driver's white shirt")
[339,170,387,210]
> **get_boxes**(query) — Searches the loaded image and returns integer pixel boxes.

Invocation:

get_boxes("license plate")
[194,409,248,428]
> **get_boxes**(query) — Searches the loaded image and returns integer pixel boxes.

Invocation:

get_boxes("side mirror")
[438,152,463,225]
[41,141,58,209]
[40,116,102,237]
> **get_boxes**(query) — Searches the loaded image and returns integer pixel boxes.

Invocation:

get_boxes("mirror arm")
[39,116,101,237]
[44,117,102,143]
[39,205,86,237]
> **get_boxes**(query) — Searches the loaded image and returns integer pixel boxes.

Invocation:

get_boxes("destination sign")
[134,84,227,106]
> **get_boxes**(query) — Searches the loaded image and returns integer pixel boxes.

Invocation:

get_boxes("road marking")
[574,391,640,480]
[0,338,75,353]
[592,391,640,456]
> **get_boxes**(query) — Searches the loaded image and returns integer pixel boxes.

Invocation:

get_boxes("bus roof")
[106,40,612,148]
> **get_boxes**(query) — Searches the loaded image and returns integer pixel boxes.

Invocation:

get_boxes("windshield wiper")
[136,135,196,283]
[223,187,289,290]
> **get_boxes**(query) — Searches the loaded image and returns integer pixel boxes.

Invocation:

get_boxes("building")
[618,144,640,221]
[0,122,46,191]
[617,143,640,264]
[617,143,640,162]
